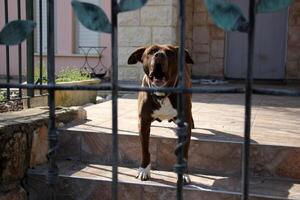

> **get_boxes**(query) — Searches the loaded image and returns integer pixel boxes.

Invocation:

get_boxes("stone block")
[118,10,140,26]
[192,63,209,76]
[185,39,193,51]
[193,44,210,53]
[210,26,225,40]
[290,2,300,12]
[0,186,26,200]
[124,66,144,81]
[289,12,300,26]
[30,125,48,168]
[194,53,210,64]
[146,0,174,5]
[211,40,225,58]
[194,0,206,12]
[288,26,300,45]
[118,47,137,66]
[193,12,207,26]
[193,26,210,44]
[0,132,29,185]
[152,27,176,44]
[210,58,224,75]
[286,61,300,79]
[141,6,174,26]
[287,46,300,60]
[118,27,151,46]
[118,66,144,81]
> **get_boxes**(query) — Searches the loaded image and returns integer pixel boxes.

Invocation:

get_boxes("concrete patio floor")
[27,89,300,199]
[70,92,300,148]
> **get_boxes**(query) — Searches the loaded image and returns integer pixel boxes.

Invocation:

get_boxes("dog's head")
[127,44,193,87]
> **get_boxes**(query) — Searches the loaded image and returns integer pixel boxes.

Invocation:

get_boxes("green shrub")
[56,68,91,83]
[34,64,91,83]
[0,92,5,102]
[34,63,48,84]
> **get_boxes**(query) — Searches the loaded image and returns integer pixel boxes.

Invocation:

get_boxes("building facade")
[0,0,111,79]
[1,0,300,81]
[118,0,300,80]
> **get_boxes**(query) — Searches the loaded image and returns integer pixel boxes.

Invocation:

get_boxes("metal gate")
[0,1,299,200]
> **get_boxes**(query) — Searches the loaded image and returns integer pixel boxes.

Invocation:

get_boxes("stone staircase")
[27,94,300,199]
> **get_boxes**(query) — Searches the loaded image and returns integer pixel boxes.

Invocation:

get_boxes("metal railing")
[78,46,108,78]
[0,0,299,200]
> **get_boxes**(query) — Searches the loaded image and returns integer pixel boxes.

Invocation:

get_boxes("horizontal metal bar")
[0,94,49,103]
[0,83,243,93]
[78,46,107,49]
[1,83,300,96]
[253,88,300,96]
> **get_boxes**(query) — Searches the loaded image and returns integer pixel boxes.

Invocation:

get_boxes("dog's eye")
[148,48,158,55]
[166,50,175,57]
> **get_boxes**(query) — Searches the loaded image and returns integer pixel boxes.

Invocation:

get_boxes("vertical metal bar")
[39,0,43,94]
[176,0,186,199]
[4,0,10,100]
[46,0,58,199]
[242,0,256,200]
[111,1,119,200]
[17,0,23,99]
[26,0,34,97]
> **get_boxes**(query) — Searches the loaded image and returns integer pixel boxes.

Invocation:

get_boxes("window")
[76,0,101,54]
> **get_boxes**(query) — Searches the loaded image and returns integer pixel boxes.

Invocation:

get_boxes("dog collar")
[145,75,178,100]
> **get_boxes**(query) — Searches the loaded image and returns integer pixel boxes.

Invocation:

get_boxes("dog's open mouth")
[150,63,166,87]
[153,77,166,87]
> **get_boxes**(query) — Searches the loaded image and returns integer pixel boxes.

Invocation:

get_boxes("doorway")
[225,0,288,79]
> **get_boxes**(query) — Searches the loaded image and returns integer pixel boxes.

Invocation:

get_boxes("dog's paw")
[183,174,191,185]
[136,164,151,181]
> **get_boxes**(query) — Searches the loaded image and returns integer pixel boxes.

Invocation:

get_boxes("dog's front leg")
[136,118,151,181]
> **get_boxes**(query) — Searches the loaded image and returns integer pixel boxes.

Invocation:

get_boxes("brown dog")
[128,44,194,183]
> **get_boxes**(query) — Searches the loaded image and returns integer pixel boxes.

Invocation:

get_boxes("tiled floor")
[70,93,300,147]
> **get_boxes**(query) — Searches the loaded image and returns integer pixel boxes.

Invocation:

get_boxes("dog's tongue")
[153,77,164,86]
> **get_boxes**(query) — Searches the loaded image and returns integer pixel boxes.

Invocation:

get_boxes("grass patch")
[34,64,92,83]
[0,92,5,102]
[56,68,91,83]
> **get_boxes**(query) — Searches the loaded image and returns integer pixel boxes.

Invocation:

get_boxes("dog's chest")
[151,97,177,121]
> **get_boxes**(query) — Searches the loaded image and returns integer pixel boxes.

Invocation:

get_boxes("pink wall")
[0,0,27,77]
[100,0,112,76]
[0,0,112,77]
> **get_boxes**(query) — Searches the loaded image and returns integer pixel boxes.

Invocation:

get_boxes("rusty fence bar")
[4,0,10,100]
[111,0,119,199]
[242,0,256,199]
[17,0,23,98]
[46,0,58,199]
[26,0,35,97]
[175,0,186,199]
[39,0,44,94]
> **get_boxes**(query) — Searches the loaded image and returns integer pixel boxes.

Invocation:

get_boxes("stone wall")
[117,0,225,80]
[190,0,225,78]
[118,0,300,80]
[287,0,300,79]
[118,0,178,81]
[0,107,86,200]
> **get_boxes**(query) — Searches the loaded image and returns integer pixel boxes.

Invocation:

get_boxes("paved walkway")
[68,92,300,147]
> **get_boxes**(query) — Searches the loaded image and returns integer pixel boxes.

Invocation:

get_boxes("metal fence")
[0,0,45,103]
[0,0,299,200]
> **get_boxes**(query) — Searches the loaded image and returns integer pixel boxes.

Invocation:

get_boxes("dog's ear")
[128,47,147,64]
[175,47,194,64]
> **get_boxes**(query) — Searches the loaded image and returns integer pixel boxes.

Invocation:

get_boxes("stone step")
[58,126,300,181]
[27,160,300,200]
[58,94,300,180]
